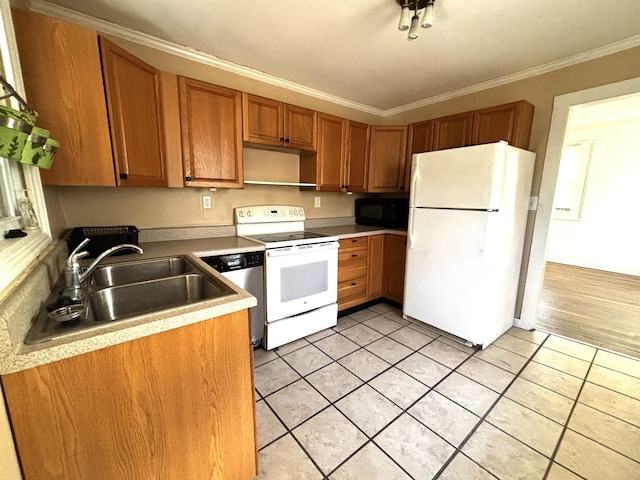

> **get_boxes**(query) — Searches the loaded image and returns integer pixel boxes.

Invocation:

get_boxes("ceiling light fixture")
[396,0,436,40]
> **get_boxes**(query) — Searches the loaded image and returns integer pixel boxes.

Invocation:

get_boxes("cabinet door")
[405,119,434,190]
[367,125,408,193]
[316,113,346,192]
[472,100,534,149]
[12,9,115,186]
[1,311,257,480]
[100,37,167,187]
[242,93,283,147]
[367,235,385,300]
[384,235,407,304]
[285,104,317,151]
[179,77,243,188]
[432,111,473,151]
[345,121,370,193]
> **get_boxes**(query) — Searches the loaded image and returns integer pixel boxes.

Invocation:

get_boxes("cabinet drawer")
[339,264,367,283]
[339,248,367,267]
[339,237,368,250]
[338,277,367,310]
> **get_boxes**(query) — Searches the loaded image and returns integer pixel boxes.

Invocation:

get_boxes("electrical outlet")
[314,197,321,208]
[202,195,212,209]
[528,196,538,211]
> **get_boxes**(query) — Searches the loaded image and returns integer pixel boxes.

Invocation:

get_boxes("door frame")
[519,76,640,329]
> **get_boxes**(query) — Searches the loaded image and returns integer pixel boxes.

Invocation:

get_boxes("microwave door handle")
[407,208,415,249]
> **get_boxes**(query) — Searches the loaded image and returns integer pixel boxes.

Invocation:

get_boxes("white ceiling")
[26,0,640,114]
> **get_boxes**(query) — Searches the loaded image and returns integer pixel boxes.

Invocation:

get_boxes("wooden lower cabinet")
[1,310,257,480]
[338,234,407,310]
[383,235,407,303]
[338,236,368,310]
[367,235,385,300]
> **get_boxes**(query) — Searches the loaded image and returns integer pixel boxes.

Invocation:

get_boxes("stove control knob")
[247,210,253,217]
[289,209,293,215]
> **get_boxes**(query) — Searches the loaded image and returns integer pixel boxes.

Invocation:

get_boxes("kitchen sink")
[91,256,195,287]
[25,255,236,344]
[88,274,227,322]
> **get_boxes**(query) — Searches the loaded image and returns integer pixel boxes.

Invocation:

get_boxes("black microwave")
[355,198,409,228]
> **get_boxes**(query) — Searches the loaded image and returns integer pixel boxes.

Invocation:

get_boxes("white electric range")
[235,205,339,350]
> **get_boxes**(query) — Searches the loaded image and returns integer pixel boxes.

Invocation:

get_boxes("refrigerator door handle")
[407,208,415,249]
[409,155,419,207]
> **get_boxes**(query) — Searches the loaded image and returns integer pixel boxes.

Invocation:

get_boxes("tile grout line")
[541,345,598,480]
[431,332,552,479]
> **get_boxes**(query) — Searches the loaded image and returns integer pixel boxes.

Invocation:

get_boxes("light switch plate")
[202,195,212,209]
[528,196,538,211]
[314,197,321,208]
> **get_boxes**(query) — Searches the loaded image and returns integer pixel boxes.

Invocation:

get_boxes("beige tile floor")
[253,303,640,480]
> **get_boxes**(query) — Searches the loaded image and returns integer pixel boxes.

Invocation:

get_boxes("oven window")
[280,261,328,303]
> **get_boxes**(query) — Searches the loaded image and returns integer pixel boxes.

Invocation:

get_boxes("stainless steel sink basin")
[91,256,195,287]
[25,255,236,344]
[88,274,230,322]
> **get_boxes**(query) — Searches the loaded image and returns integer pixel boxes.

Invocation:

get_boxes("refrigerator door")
[410,142,507,210]
[404,207,507,346]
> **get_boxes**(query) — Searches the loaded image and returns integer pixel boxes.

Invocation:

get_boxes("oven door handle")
[266,241,339,257]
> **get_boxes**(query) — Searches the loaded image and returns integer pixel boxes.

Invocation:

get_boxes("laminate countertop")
[0,236,263,374]
[0,225,406,374]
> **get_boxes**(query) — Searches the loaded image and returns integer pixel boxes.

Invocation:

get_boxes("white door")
[404,207,499,345]
[410,142,507,210]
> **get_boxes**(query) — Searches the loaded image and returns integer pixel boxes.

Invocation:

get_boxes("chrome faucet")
[63,238,144,301]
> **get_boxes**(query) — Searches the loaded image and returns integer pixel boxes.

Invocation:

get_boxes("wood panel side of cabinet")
[100,37,167,187]
[1,310,257,480]
[158,72,184,187]
[432,111,473,151]
[345,121,370,193]
[383,234,407,304]
[471,100,535,149]
[12,8,115,186]
[367,125,408,193]
[285,104,317,151]
[405,119,434,190]
[367,235,385,300]
[242,93,283,147]
[179,77,244,188]
[316,113,346,192]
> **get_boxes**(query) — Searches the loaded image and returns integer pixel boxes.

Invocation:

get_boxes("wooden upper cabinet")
[12,9,115,186]
[405,119,434,190]
[367,125,408,193]
[242,93,316,151]
[179,77,243,188]
[100,37,167,187]
[285,104,317,150]
[316,113,346,192]
[432,111,473,151]
[472,100,535,149]
[345,121,369,193]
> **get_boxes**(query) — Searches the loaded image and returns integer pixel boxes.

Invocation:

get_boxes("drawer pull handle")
[352,254,358,257]
[351,282,357,286]
[352,239,357,242]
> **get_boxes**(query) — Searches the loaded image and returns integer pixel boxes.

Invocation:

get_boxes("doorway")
[519,76,640,359]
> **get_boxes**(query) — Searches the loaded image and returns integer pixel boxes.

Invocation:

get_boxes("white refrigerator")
[403,141,535,348]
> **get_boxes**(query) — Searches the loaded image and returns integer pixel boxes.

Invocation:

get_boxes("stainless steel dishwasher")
[201,252,265,347]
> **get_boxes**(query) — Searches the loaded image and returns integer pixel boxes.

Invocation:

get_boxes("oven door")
[265,241,338,322]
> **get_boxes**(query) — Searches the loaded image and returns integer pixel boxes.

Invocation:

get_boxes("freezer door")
[404,207,510,346]
[410,142,507,210]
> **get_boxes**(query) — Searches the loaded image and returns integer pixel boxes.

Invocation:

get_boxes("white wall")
[547,117,640,276]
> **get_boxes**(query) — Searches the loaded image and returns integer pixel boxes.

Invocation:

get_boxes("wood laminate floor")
[536,262,640,359]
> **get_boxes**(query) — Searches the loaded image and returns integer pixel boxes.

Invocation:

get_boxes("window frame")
[0,0,52,297]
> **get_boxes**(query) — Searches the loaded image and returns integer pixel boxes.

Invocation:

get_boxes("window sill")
[0,228,52,298]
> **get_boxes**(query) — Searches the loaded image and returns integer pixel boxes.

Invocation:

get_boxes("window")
[0,0,51,296]
[553,139,595,221]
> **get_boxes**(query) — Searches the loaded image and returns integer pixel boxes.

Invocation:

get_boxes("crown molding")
[24,0,640,118]
[25,0,386,117]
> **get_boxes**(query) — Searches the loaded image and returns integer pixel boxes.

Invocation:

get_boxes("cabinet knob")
[119,173,128,180]
[351,239,357,243]
[185,176,192,182]
[284,138,290,143]
[279,137,285,142]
